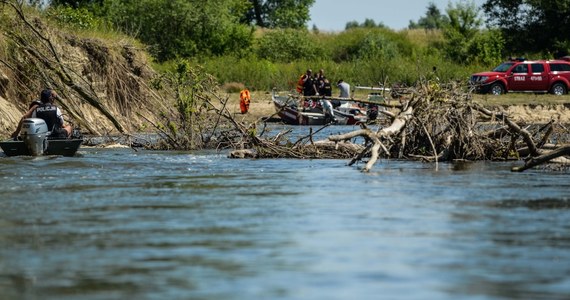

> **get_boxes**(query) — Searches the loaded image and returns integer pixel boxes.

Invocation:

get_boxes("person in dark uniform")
[11,89,73,139]
[321,78,332,97]
[302,69,318,97]
[316,69,332,97]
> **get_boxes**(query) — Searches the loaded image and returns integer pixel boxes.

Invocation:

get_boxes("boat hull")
[0,139,83,157]
[275,104,330,125]
[272,93,366,126]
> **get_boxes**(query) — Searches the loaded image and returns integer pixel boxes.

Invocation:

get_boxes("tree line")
[16,0,570,88]
[409,0,570,58]
[37,0,314,62]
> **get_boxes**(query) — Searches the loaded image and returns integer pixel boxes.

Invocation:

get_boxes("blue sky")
[309,0,487,31]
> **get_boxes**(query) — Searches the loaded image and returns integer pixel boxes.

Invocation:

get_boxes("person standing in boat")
[302,69,318,97]
[11,89,73,139]
[319,72,335,108]
[337,79,350,98]
[315,69,335,122]
[316,69,332,97]
[336,79,351,108]
[316,69,325,93]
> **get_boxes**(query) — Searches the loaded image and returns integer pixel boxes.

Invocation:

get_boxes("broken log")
[512,145,570,172]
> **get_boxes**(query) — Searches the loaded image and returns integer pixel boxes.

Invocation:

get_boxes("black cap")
[40,89,52,103]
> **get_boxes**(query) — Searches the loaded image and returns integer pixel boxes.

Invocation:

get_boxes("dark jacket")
[303,76,316,96]
[35,103,63,132]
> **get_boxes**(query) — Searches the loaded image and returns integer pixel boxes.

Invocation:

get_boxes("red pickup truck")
[469,57,570,95]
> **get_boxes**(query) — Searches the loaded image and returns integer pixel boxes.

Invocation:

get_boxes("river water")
[1,126,570,300]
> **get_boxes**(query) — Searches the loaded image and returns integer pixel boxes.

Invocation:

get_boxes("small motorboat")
[0,118,82,157]
[272,91,368,126]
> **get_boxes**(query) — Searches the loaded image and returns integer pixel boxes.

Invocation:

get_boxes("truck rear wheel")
[489,83,505,95]
[550,82,567,95]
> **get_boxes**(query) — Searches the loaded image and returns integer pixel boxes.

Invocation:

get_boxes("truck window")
[531,63,544,73]
[492,62,514,72]
[551,63,570,72]
[512,64,528,74]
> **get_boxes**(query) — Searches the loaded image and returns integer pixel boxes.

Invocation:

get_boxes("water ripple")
[1,147,570,299]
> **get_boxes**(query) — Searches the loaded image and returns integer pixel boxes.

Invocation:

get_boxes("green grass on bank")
[200,55,487,92]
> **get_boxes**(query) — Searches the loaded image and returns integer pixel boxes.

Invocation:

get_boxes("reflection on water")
[1,146,570,300]
[487,198,570,209]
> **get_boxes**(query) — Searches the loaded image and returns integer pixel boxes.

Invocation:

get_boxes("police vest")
[35,103,62,131]
[303,76,316,96]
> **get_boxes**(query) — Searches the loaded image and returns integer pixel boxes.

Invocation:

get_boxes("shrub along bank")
[34,2,508,91]
[199,27,498,92]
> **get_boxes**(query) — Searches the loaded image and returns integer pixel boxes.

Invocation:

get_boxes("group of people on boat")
[292,69,381,124]
[296,69,354,122]
[297,69,351,107]
[296,69,330,97]
[297,69,343,97]
[10,88,73,140]
[296,68,355,116]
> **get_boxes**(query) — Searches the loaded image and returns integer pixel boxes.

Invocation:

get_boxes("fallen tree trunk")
[328,103,414,172]
[474,104,570,171]
[474,104,540,156]
[512,145,570,172]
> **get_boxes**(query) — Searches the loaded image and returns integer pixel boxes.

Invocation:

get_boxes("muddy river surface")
[1,127,570,299]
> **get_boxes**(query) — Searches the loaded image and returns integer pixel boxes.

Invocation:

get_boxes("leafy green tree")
[354,32,399,60]
[255,29,321,62]
[467,28,505,65]
[362,18,384,28]
[439,0,504,64]
[46,5,99,29]
[345,18,385,30]
[446,1,481,39]
[408,2,449,30]
[482,0,570,56]
[442,0,483,62]
[100,0,253,61]
[48,0,102,8]
[244,0,315,29]
[336,28,413,62]
[344,21,359,30]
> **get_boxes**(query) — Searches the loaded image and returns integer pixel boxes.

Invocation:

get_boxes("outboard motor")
[20,118,49,156]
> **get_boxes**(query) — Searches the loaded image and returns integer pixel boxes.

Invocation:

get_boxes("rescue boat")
[272,91,368,126]
[0,118,82,157]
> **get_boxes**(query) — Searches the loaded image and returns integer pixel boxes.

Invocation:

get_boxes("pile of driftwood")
[228,81,570,173]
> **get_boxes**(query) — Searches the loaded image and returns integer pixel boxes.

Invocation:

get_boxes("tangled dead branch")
[140,64,569,172]
[228,80,570,172]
